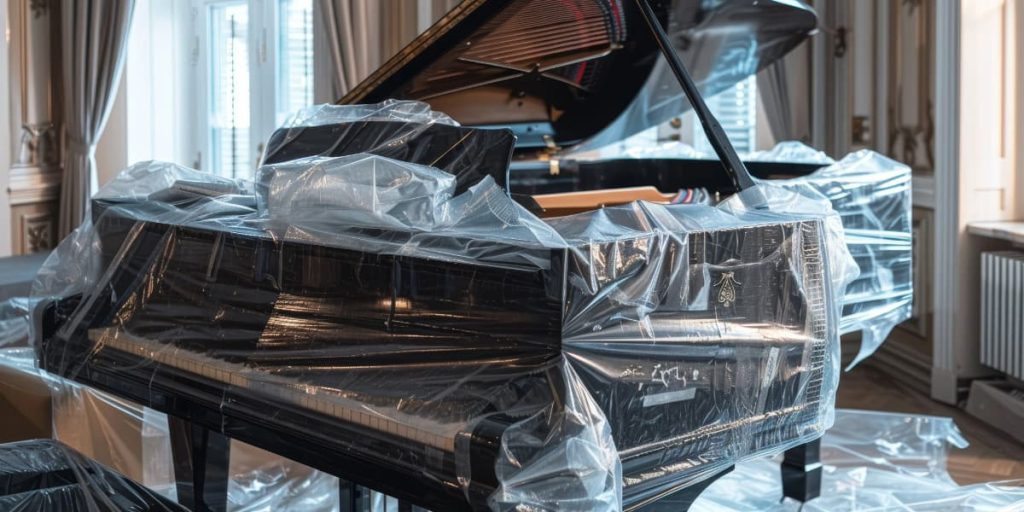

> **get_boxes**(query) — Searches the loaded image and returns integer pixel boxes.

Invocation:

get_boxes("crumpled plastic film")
[769,149,913,365]
[745,141,835,165]
[262,99,517,195]
[0,342,343,512]
[0,439,185,511]
[32,102,855,511]
[691,409,1024,511]
[281,100,460,129]
[260,155,565,268]
[575,139,913,366]
[0,344,179,510]
[225,442,340,512]
[0,298,34,348]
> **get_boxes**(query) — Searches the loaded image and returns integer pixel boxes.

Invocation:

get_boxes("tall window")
[276,0,313,127]
[208,2,250,179]
[694,76,758,155]
[200,0,314,179]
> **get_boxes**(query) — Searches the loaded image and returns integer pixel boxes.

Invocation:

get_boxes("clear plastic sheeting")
[745,141,835,165]
[0,298,34,347]
[0,346,177,499]
[770,149,913,365]
[31,102,855,511]
[261,99,517,195]
[259,156,564,268]
[575,139,833,165]
[0,438,185,511]
[573,139,913,366]
[225,442,340,512]
[0,344,345,512]
[692,409,1024,511]
[280,100,459,129]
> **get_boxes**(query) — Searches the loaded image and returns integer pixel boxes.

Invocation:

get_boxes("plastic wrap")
[0,346,177,498]
[0,439,184,511]
[745,141,835,165]
[770,149,913,365]
[32,102,855,511]
[0,298,33,347]
[262,99,517,195]
[692,409,1024,511]
[224,441,340,512]
[574,140,913,365]
[0,344,345,511]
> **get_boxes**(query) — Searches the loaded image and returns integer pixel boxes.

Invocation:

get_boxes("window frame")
[193,0,308,178]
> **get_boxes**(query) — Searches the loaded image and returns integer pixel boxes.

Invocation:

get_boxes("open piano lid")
[339,0,817,154]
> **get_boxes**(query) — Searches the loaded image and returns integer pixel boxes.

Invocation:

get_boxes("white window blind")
[694,76,758,155]
[208,1,251,179]
[201,0,314,179]
[276,0,314,127]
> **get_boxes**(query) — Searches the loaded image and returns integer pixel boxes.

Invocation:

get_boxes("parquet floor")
[837,363,1024,485]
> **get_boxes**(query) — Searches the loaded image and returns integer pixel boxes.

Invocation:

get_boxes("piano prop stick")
[632,0,767,209]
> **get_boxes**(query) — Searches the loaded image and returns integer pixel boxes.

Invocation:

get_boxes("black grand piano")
[36,1,838,511]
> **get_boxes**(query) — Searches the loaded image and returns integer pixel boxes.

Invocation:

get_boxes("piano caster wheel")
[781,438,823,503]
[168,416,231,512]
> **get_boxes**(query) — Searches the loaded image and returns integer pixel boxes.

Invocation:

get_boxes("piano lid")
[339,0,817,154]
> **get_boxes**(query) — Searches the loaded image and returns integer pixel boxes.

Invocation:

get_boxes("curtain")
[757,59,795,142]
[312,1,434,103]
[58,0,136,238]
[313,0,382,103]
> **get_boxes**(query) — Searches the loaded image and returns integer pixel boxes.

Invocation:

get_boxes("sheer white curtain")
[58,0,136,237]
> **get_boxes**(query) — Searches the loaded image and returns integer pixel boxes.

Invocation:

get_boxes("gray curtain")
[313,0,382,102]
[312,1,434,103]
[58,0,136,238]
[757,59,794,142]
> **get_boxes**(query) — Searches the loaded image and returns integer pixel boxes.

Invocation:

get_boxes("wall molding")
[8,164,61,205]
[931,0,960,403]
[912,174,936,209]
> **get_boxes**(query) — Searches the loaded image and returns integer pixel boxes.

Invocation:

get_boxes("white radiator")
[981,251,1024,380]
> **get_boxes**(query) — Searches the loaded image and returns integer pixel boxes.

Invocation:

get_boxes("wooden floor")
[837,363,1024,485]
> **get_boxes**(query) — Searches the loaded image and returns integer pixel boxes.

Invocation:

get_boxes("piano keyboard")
[89,327,462,453]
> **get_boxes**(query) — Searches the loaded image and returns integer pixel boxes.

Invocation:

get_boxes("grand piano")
[35,1,845,511]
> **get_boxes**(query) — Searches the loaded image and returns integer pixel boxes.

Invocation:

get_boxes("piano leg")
[339,480,371,511]
[169,416,231,512]
[781,438,823,502]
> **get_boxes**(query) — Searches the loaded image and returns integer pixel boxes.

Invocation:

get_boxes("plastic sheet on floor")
[692,409,1024,511]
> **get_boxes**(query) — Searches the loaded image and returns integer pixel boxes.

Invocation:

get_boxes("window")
[198,0,315,179]
[275,0,313,127]
[208,1,251,179]
[694,76,758,155]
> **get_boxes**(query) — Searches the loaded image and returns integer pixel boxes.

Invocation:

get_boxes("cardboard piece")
[0,349,174,492]
[0,362,52,443]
